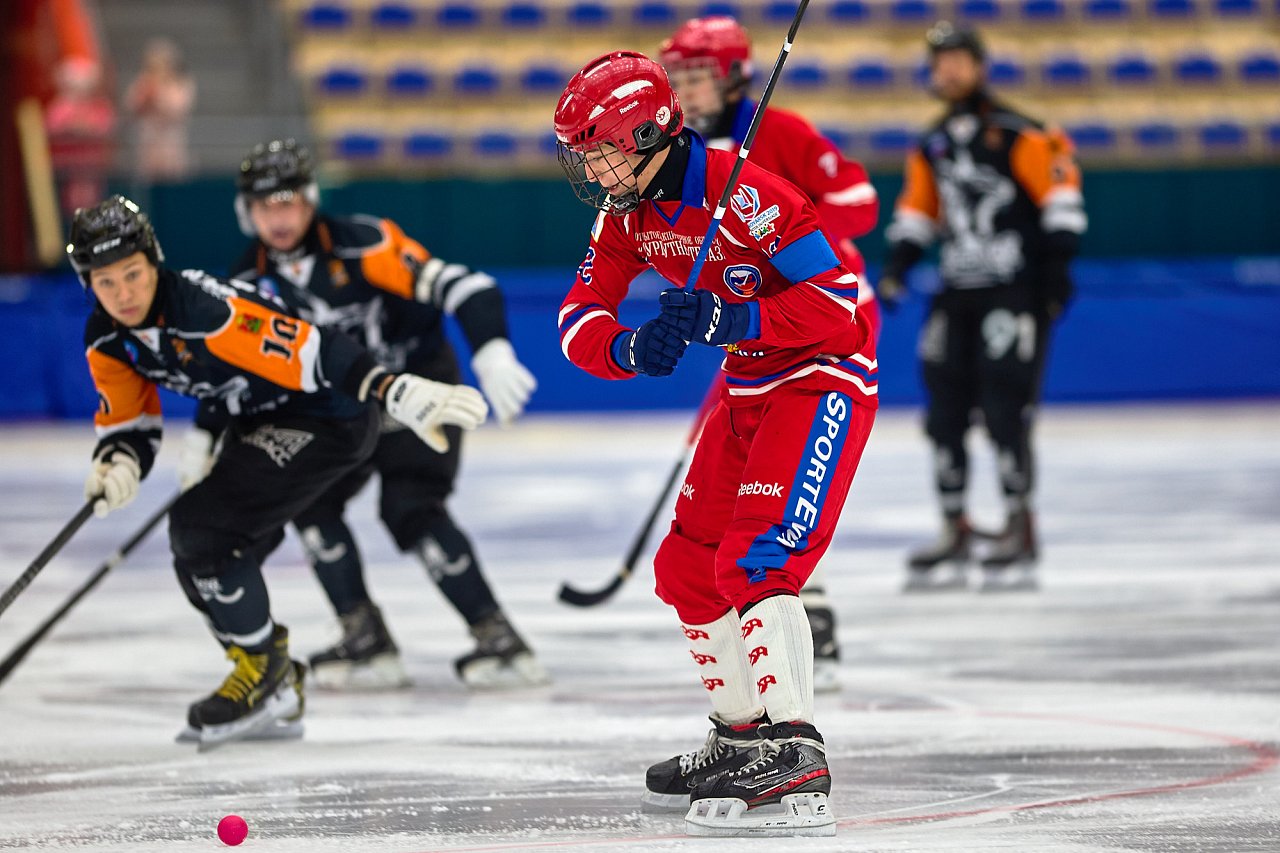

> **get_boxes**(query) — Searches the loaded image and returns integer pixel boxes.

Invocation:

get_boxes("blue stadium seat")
[783,60,830,89]
[867,126,916,155]
[301,2,354,31]
[1213,0,1260,15]
[537,132,561,157]
[520,63,570,93]
[1021,0,1068,20]
[501,2,546,27]
[472,131,520,158]
[1199,120,1248,147]
[698,1,742,16]
[454,65,501,95]
[1083,0,1134,19]
[385,65,435,97]
[333,131,385,160]
[890,0,937,22]
[828,1,871,24]
[848,59,895,89]
[819,126,854,152]
[404,131,454,159]
[763,2,800,23]
[1066,122,1118,151]
[955,0,1003,20]
[1132,121,1180,148]
[1174,52,1224,84]
[1239,52,1280,83]
[566,2,611,26]
[988,57,1027,87]
[370,2,417,29]
[436,2,481,27]
[1265,122,1280,147]
[316,66,370,97]
[632,1,676,26]
[1043,55,1091,87]
[910,60,931,88]
[1148,0,1196,17]
[1107,53,1159,86]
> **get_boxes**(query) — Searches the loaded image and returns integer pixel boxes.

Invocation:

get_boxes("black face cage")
[557,119,672,216]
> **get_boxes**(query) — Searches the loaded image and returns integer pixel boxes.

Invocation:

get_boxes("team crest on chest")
[723,264,762,298]
[729,184,780,239]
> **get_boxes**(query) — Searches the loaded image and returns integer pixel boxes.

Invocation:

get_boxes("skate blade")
[902,565,969,593]
[979,569,1040,593]
[312,653,410,691]
[459,652,551,690]
[640,790,691,813]
[685,792,836,837]
[175,719,304,744]
[195,687,301,753]
[813,658,840,694]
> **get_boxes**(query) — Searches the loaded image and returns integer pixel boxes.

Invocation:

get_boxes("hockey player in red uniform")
[70,196,486,749]
[205,140,544,690]
[660,15,882,691]
[879,23,1086,592]
[554,52,877,836]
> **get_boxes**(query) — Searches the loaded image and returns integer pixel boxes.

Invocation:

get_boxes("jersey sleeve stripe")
[822,182,877,207]
[441,271,497,315]
[560,309,614,358]
[886,209,937,247]
[770,232,841,283]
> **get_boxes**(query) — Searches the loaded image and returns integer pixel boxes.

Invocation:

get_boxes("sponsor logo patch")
[723,264,762,298]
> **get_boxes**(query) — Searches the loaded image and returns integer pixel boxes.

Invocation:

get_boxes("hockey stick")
[681,0,812,294]
[0,494,177,686]
[557,381,720,607]
[0,502,95,621]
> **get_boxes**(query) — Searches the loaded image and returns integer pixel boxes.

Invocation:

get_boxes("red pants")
[654,386,876,625]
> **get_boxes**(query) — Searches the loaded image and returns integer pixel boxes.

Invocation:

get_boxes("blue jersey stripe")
[770,232,840,284]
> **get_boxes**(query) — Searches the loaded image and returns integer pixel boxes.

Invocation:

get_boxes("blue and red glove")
[659,288,756,347]
[611,318,688,377]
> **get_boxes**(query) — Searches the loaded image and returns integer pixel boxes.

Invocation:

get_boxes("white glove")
[177,428,216,492]
[83,452,142,518]
[383,374,488,453]
[470,338,537,427]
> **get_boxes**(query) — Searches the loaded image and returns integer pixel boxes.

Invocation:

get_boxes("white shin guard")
[682,611,763,725]
[740,595,814,725]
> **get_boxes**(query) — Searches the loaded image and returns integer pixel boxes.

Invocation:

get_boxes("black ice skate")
[903,515,973,592]
[185,625,305,752]
[685,721,835,837]
[309,601,409,690]
[176,659,305,745]
[805,604,840,694]
[979,509,1039,592]
[454,610,548,689]
[642,714,770,812]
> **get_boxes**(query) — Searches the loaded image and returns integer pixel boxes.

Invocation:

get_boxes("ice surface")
[1,404,1277,851]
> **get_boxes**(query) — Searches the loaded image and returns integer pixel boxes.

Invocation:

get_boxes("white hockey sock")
[682,610,763,726]
[799,566,829,608]
[740,594,814,725]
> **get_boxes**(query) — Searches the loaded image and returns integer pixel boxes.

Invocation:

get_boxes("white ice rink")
[1,403,1277,852]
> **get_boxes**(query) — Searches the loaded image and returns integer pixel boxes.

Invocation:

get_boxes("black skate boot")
[685,721,835,837]
[979,508,1039,592]
[454,610,549,689]
[903,515,972,592]
[186,624,305,751]
[805,604,840,694]
[643,714,770,812]
[309,601,409,690]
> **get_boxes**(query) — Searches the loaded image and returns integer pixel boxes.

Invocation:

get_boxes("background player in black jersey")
[879,23,1087,592]
[70,196,487,748]
[185,139,544,690]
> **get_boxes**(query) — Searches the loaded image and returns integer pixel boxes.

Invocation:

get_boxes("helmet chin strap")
[603,140,667,215]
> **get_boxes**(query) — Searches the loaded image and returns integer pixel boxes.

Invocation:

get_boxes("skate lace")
[678,728,729,775]
[216,647,267,701]
[727,739,782,778]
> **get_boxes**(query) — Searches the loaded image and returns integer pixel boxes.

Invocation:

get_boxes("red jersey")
[558,133,877,408]
[705,99,878,276]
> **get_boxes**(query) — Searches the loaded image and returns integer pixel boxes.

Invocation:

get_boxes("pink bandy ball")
[217,814,248,846]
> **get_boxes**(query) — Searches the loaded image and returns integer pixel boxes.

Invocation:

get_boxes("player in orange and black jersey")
[879,23,1087,593]
[212,140,544,690]
[70,196,487,748]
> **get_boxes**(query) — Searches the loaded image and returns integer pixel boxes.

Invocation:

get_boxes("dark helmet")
[926,21,986,62]
[66,195,164,287]
[234,139,320,236]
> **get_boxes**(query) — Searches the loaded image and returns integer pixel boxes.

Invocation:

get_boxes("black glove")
[1040,254,1075,321]
[611,319,688,377]
[658,289,753,346]
[878,241,925,312]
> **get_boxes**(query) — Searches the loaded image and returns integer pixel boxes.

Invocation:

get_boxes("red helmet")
[554,51,684,214]
[659,16,753,82]
[554,51,683,155]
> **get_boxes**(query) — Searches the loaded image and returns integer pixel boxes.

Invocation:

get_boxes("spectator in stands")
[44,56,116,220]
[879,22,1086,593]
[125,38,195,181]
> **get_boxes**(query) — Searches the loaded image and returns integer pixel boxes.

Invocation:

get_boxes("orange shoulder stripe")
[1010,125,1082,206]
[896,149,940,220]
[204,296,320,392]
[87,347,161,432]
[359,218,431,300]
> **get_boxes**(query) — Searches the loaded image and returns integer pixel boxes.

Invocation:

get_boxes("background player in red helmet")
[554,51,878,836]
[659,15,882,691]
